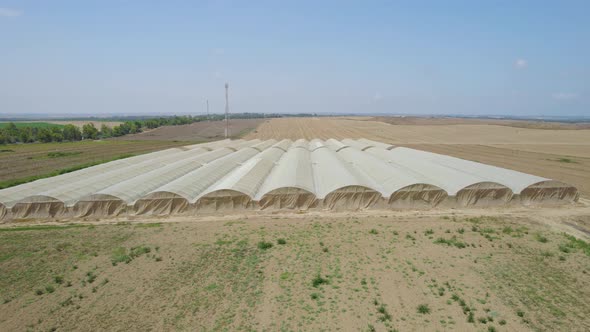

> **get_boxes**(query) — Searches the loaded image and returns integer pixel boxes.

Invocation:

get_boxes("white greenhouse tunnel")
[0,138,579,221]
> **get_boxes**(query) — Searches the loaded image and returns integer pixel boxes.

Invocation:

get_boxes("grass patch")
[111,246,151,265]
[555,157,577,163]
[257,241,273,250]
[535,233,549,243]
[0,224,88,232]
[434,236,467,249]
[417,304,430,314]
[563,234,590,256]
[46,151,82,158]
[312,274,329,288]
[277,238,287,245]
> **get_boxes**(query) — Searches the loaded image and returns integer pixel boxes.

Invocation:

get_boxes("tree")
[100,124,113,138]
[82,123,99,140]
[5,122,18,137]
[129,123,139,134]
[19,128,32,143]
[63,124,82,141]
[37,128,53,143]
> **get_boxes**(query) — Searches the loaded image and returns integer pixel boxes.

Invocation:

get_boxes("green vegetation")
[0,122,64,129]
[535,233,549,243]
[562,234,590,256]
[1,113,315,145]
[434,236,467,248]
[257,241,273,250]
[555,157,577,163]
[277,238,287,245]
[0,122,82,144]
[111,246,152,266]
[312,274,329,288]
[417,304,431,314]
[47,151,83,158]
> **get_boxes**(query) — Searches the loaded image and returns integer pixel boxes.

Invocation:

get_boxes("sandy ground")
[114,119,264,142]
[1,204,589,331]
[246,117,590,196]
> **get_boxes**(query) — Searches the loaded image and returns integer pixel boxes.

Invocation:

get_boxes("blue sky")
[1,1,589,116]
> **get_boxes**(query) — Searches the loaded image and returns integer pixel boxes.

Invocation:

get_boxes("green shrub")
[417,304,430,314]
[257,241,273,250]
[312,274,329,288]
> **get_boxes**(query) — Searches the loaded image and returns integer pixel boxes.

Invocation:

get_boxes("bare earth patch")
[1,205,590,331]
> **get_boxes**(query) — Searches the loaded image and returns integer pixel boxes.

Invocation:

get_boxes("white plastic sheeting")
[196,147,286,211]
[256,146,317,209]
[73,148,237,217]
[0,138,578,221]
[337,147,447,208]
[0,147,183,208]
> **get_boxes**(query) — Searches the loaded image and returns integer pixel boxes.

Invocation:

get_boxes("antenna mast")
[224,83,230,138]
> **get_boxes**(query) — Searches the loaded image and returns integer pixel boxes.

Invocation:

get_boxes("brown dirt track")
[246,117,590,196]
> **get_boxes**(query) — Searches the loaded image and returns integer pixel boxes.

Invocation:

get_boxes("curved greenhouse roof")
[0,138,578,220]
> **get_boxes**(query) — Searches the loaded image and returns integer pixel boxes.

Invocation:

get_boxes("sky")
[0,1,589,116]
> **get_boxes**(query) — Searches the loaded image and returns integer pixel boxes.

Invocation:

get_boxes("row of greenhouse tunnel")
[0,138,579,221]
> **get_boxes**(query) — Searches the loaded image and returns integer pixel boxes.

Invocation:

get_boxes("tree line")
[0,113,318,144]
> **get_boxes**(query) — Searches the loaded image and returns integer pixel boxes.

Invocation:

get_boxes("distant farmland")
[0,140,191,189]
[0,122,64,129]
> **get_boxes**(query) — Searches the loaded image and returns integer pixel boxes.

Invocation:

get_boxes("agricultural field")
[114,119,264,141]
[1,207,589,331]
[246,117,590,197]
[0,121,123,129]
[0,122,64,129]
[373,116,590,130]
[0,140,190,189]
[39,120,124,128]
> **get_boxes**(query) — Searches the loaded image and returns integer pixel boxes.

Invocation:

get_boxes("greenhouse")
[0,138,579,221]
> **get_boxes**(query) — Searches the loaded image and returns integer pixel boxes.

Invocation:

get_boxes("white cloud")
[514,58,528,69]
[0,8,22,17]
[552,92,578,100]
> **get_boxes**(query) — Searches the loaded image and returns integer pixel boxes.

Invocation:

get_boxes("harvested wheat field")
[247,117,590,197]
[114,119,264,141]
[1,207,590,331]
